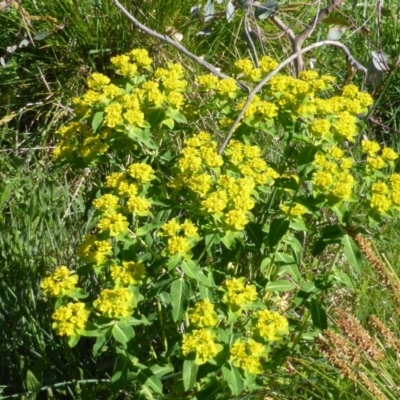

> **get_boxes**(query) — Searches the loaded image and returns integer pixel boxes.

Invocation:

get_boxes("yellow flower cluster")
[254,309,289,341]
[230,338,266,374]
[312,150,355,202]
[280,203,307,218]
[52,302,89,336]
[222,277,257,311]
[226,140,279,185]
[110,261,146,286]
[53,48,191,164]
[97,212,129,237]
[196,74,238,97]
[188,299,219,328]
[93,287,136,318]
[369,172,400,214]
[158,218,199,256]
[127,163,155,183]
[41,266,79,297]
[77,235,113,265]
[182,328,222,365]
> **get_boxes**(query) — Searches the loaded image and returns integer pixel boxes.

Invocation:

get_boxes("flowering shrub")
[44,48,400,397]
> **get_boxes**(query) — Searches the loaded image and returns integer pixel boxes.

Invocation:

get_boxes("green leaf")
[181,260,212,286]
[279,264,301,283]
[136,222,163,236]
[222,364,244,396]
[266,280,296,292]
[170,278,190,322]
[0,182,14,210]
[134,387,154,400]
[68,335,80,348]
[268,218,289,248]
[80,321,104,337]
[309,299,327,330]
[183,359,198,391]
[26,369,41,392]
[341,235,362,273]
[255,1,278,19]
[297,145,319,170]
[112,321,135,345]
[162,118,174,129]
[66,288,88,299]
[137,368,163,395]
[312,224,343,256]
[92,111,104,133]
[166,108,187,123]
[150,364,173,378]
[92,335,106,357]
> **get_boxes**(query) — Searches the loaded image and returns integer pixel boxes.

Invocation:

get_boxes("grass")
[1,0,400,398]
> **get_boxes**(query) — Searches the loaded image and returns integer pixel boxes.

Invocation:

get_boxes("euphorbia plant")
[43,47,399,398]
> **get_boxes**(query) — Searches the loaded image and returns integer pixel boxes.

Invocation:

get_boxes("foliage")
[31,47,400,399]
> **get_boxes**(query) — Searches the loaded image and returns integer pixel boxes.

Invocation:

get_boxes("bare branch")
[114,0,250,92]
[270,0,344,74]
[270,15,296,42]
[219,40,367,154]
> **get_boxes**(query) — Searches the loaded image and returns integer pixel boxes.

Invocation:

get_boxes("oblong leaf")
[341,234,362,273]
[183,359,198,391]
[266,280,296,292]
[268,218,289,248]
[170,278,190,322]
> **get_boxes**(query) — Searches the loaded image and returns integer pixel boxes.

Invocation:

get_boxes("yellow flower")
[361,140,381,156]
[92,194,120,212]
[217,78,237,96]
[259,55,278,73]
[225,209,249,231]
[86,72,110,90]
[182,329,222,365]
[127,163,155,183]
[342,84,359,99]
[230,338,265,374]
[104,102,122,128]
[372,182,389,194]
[196,74,219,90]
[181,220,199,238]
[52,302,89,336]
[110,261,146,286]
[255,309,289,341]
[98,212,129,237]
[367,156,385,170]
[187,174,213,197]
[41,266,79,297]
[166,236,191,256]
[328,146,344,159]
[160,219,182,236]
[77,235,112,265]
[127,195,150,214]
[105,172,126,188]
[382,147,399,161]
[370,194,391,214]
[189,300,219,328]
[223,278,257,309]
[280,203,307,217]
[94,287,136,318]
[201,191,228,214]
[128,48,152,67]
